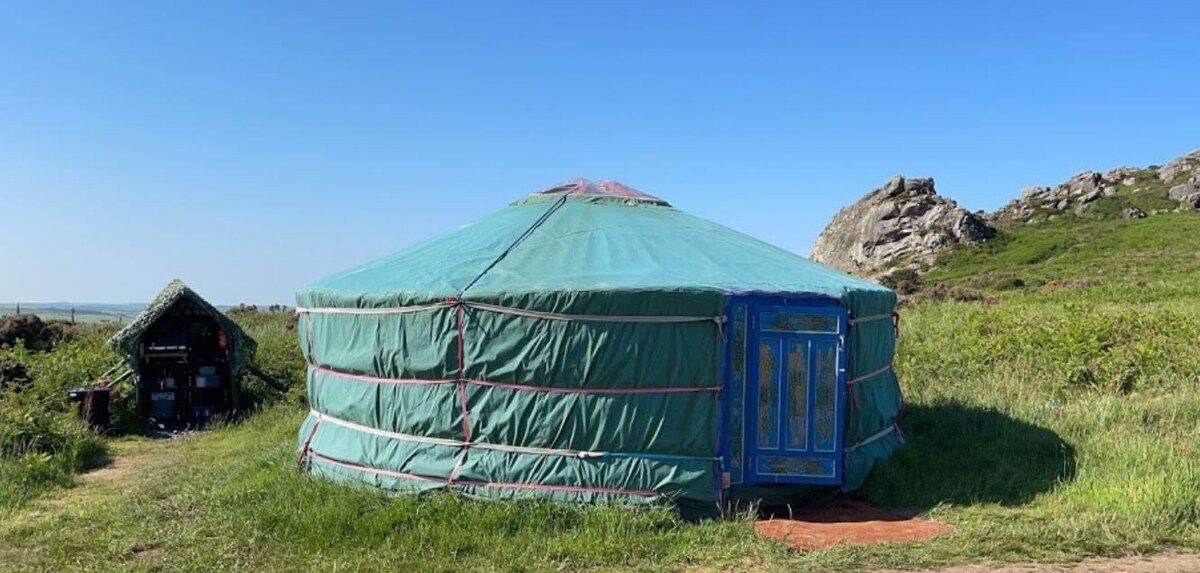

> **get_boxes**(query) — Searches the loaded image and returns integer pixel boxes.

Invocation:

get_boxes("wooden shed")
[107,280,256,426]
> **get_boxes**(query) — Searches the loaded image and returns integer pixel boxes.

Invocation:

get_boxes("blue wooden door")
[745,305,847,485]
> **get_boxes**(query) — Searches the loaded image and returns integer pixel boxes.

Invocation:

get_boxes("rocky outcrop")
[1159,150,1200,183]
[812,176,995,275]
[991,149,1200,223]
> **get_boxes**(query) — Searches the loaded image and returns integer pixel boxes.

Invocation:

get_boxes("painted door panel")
[743,304,847,485]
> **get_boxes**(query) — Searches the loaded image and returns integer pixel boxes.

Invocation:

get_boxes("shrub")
[0,314,74,352]
[965,271,1026,291]
[0,356,29,389]
[879,268,923,294]
[903,284,998,305]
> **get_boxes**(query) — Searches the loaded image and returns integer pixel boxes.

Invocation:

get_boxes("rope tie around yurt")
[307,448,660,497]
[846,422,904,453]
[310,409,721,462]
[295,302,723,325]
[448,298,471,484]
[297,412,322,468]
[845,363,895,409]
[303,364,721,394]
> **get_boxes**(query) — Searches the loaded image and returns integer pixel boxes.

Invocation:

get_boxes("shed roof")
[107,280,257,375]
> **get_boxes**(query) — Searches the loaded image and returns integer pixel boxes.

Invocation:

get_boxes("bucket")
[66,387,111,430]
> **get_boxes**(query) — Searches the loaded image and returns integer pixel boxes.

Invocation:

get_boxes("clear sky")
[2,1,1197,305]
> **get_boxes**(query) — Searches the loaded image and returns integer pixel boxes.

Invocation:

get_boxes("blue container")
[191,404,218,425]
[150,391,176,419]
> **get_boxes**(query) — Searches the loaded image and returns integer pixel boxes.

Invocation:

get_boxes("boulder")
[1158,150,1200,183]
[1180,193,1200,210]
[993,149,1200,223]
[1168,180,1200,201]
[1123,207,1147,219]
[811,176,995,275]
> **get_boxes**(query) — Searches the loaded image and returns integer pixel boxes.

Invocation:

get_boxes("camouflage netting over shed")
[107,279,257,376]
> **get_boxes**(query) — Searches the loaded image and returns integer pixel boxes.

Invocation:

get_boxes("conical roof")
[298,180,893,314]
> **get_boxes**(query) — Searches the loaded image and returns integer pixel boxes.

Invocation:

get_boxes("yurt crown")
[530,178,671,206]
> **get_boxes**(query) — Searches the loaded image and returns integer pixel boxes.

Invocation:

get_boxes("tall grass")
[0,327,115,510]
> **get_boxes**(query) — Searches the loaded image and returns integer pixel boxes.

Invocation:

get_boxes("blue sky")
[2,1,1197,304]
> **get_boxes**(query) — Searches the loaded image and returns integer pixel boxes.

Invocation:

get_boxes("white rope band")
[847,363,893,385]
[847,423,899,452]
[314,411,463,448]
[849,313,892,325]
[295,302,453,315]
[296,301,723,325]
[311,409,608,459]
[464,302,724,324]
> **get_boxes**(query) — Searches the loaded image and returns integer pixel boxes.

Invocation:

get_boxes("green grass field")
[1,214,1199,571]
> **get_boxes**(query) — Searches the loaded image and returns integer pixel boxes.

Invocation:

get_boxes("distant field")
[0,303,144,324]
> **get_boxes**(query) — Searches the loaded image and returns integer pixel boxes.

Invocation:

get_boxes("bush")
[903,284,997,305]
[879,268,923,294]
[0,322,115,509]
[0,356,29,390]
[226,309,307,410]
[965,271,1027,291]
[0,314,74,352]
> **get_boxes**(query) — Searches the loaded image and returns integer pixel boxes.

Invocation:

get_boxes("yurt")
[295,179,903,516]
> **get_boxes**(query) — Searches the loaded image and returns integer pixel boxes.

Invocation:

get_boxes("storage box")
[195,374,221,388]
[191,405,218,425]
[150,391,176,419]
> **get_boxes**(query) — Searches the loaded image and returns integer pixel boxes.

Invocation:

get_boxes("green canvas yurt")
[295,179,903,516]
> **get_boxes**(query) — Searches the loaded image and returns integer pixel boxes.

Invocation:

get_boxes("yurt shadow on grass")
[750,402,1073,550]
[860,401,1077,508]
[294,179,907,518]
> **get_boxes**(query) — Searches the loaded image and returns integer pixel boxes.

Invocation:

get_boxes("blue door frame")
[724,296,848,487]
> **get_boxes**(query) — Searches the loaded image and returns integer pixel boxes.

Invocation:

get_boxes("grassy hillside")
[1,217,1198,571]
[924,213,1200,301]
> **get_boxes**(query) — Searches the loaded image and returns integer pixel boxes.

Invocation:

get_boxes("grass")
[2,294,1198,571]
[0,408,780,572]
[927,213,1200,302]
[2,215,1199,571]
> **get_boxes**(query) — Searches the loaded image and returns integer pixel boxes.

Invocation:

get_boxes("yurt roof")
[298,179,893,313]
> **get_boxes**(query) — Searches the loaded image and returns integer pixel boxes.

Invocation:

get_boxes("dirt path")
[6,437,181,525]
[872,552,1200,573]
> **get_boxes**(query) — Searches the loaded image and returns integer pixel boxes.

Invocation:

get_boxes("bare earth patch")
[80,444,163,485]
[755,500,954,551]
